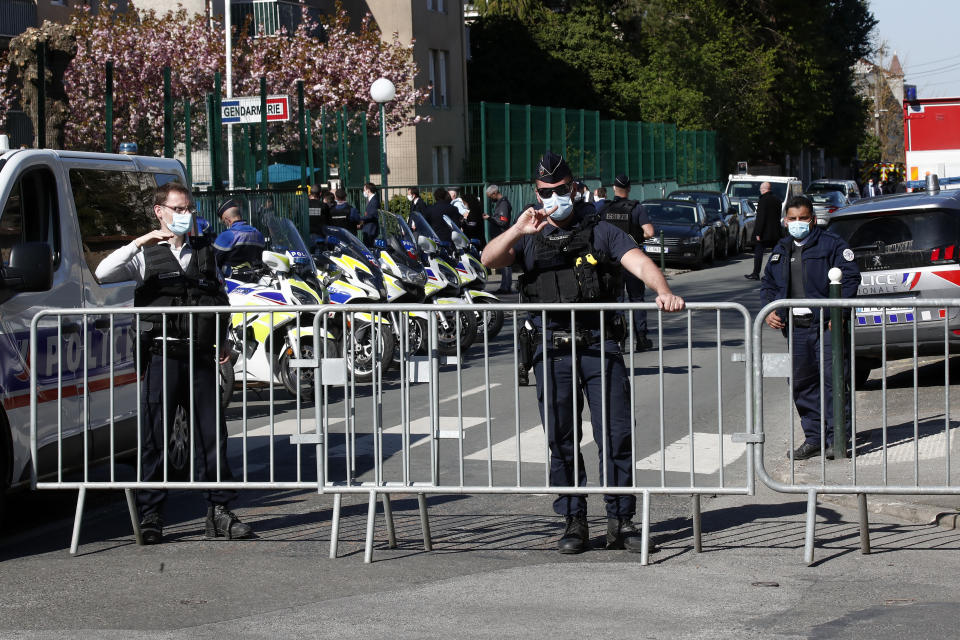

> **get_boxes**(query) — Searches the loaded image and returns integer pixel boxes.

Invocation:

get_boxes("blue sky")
[870,0,960,98]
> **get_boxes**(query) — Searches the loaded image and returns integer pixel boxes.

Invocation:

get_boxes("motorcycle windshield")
[378,211,423,270]
[409,211,441,243]
[325,226,377,266]
[441,214,470,250]
[265,215,316,272]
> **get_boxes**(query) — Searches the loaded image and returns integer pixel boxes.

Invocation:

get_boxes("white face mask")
[541,193,574,220]
[407,194,414,202]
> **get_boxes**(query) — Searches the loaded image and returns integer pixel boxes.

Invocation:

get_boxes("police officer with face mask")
[760,195,860,460]
[482,152,685,554]
[96,182,253,545]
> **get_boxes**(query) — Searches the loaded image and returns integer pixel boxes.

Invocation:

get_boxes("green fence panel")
[194,188,309,238]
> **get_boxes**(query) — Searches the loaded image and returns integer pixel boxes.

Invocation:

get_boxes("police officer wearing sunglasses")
[482,152,684,554]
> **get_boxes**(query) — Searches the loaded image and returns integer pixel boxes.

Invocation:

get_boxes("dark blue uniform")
[213,220,265,272]
[361,194,381,247]
[760,225,860,446]
[513,203,642,519]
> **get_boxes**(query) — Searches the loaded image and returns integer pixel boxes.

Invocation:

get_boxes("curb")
[769,459,960,530]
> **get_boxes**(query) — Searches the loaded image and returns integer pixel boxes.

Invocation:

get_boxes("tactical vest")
[134,237,229,349]
[519,215,622,304]
[601,198,639,241]
[328,203,354,229]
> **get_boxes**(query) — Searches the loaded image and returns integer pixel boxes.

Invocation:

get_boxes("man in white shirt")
[97,182,253,544]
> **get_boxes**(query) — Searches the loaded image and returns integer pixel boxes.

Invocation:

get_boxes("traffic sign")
[221,95,291,124]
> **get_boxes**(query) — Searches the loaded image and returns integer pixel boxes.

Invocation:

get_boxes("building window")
[432,146,451,185]
[427,0,445,13]
[428,49,448,108]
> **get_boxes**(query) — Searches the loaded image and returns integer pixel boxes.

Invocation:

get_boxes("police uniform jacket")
[213,220,265,268]
[600,196,650,242]
[328,201,359,230]
[513,202,638,330]
[759,225,860,324]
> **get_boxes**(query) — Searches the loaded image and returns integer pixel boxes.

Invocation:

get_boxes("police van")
[0,146,190,521]
[825,179,960,386]
[724,174,803,215]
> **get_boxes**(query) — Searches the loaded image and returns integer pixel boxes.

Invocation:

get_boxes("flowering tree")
[0,1,427,153]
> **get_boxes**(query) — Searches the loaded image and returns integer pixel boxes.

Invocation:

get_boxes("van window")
[728,181,787,201]
[70,169,156,276]
[0,166,61,268]
[828,209,960,271]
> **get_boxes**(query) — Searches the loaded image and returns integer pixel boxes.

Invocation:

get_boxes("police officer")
[328,188,360,231]
[213,199,266,279]
[760,195,860,460]
[95,182,252,544]
[601,174,655,350]
[481,152,685,554]
[484,184,513,293]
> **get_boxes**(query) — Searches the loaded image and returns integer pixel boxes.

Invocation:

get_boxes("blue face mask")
[542,193,574,221]
[167,212,193,236]
[787,220,811,240]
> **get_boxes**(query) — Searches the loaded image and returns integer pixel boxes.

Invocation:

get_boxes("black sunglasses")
[536,182,574,199]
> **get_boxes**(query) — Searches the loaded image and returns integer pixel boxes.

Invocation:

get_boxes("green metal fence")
[470,101,718,187]
[194,188,309,238]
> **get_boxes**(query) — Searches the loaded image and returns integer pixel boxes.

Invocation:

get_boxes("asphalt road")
[4,253,960,639]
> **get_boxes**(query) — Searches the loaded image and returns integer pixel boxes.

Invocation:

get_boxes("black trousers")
[137,352,236,518]
[752,240,775,276]
[533,338,636,518]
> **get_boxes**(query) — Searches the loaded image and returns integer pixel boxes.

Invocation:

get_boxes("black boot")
[205,505,253,539]
[139,512,164,545]
[606,517,649,552]
[558,515,589,554]
[518,364,529,386]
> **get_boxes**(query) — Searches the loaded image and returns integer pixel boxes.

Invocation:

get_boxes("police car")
[0,146,195,523]
[825,178,960,386]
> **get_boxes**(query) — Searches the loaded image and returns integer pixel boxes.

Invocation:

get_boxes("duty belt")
[550,329,598,349]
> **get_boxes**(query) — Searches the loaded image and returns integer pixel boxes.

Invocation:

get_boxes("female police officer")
[481,152,684,554]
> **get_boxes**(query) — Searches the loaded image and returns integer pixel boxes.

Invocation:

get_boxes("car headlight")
[681,237,701,245]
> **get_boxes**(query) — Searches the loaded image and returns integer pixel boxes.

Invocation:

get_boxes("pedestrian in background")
[425,187,458,244]
[760,195,860,460]
[593,186,607,213]
[481,151,685,554]
[328,188,359,231]
[484,184,513,293]
[95,182,253,544]
[408,186,428,214]
[745,181,781,280]
[462,192,486,248]
[360,182,381,247]
[601,173,655,350]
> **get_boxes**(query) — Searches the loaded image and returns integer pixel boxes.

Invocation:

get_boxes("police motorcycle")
[407,211,478,355]
[313,225,395,383]
[371,210,432,361]
[440,214,504,341]
[225,215,329,397]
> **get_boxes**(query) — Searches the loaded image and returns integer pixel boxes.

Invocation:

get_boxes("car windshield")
[807,191,845,206]
[728,181,787,200]
[828,209,960,270]
[265,215,316,271]
[672,192,721,211]
[808,183,847,194]
[643,203,698,225]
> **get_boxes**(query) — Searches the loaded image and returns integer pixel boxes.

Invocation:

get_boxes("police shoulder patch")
[770,254,781,263]
[843,248,855,262]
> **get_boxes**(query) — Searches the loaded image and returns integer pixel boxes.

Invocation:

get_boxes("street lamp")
[370,77,396,193]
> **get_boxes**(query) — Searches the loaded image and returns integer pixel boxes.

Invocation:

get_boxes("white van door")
[0,154,86,483]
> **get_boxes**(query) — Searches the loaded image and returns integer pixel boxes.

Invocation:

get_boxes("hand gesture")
[135,229,174,248]
[515,205,557,235]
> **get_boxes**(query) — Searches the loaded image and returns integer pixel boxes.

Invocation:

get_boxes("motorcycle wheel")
[472,297,504,342]
[392,315,429,366]
[436,308,477,356]
[348,320,396,383]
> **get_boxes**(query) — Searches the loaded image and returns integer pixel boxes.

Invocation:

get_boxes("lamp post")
[370,77,396,193]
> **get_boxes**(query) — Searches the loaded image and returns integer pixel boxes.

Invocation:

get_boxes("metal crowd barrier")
[30,301,754,563]
[754,297,960,564]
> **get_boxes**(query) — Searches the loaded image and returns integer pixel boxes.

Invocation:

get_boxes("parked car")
[668,190,740,256]
[805,190,851,226]
[825,186,960,387]
[732,197,757,249]
[640,199,717,269]
[807,178,861,202]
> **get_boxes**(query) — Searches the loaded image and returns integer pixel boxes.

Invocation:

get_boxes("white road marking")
[440,383,501,404]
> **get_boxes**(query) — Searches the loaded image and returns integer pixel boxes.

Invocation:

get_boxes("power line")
[905,53,960,70]
[907,61,960,78]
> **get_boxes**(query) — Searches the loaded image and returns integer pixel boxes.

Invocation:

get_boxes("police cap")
[536,150,572,183]
[217,198,240,219]
[615,174,630,189]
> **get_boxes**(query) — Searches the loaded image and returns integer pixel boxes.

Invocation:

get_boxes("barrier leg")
[692,494,702,553]
[804,490,817,565]
[125,489,142,546]
[858,493,871,555]
[364,490,377,564]
[382,494,397,549]
[640,491,651,566]
[328,492,341,559]
[418,493,432,552]
[69,486,87,556]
